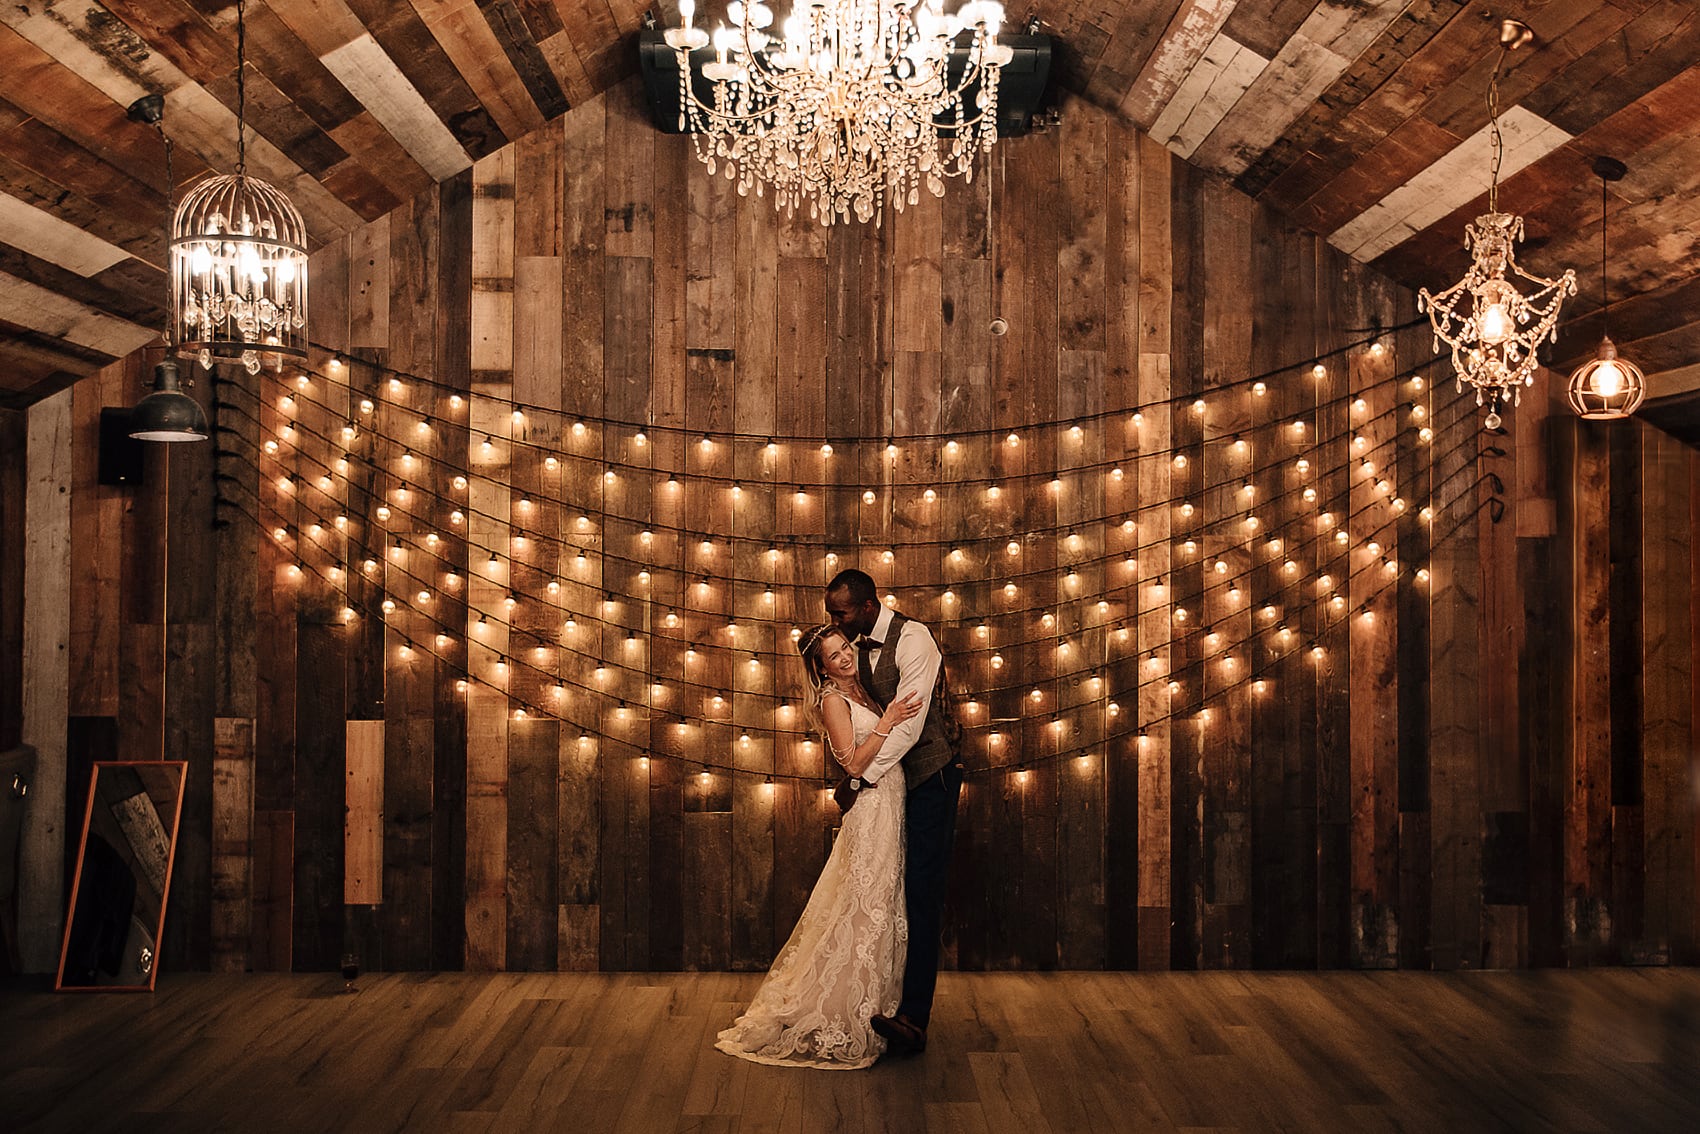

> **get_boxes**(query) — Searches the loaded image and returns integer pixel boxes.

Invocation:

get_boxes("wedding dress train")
[715,696,907,1069]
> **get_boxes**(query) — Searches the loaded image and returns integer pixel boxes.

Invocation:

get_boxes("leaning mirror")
[56,762,187,991]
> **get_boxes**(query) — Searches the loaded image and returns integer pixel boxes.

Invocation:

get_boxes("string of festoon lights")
[209,327,1489,789]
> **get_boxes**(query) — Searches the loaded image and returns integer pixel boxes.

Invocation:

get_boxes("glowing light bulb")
[1592,358,1626,396]
[1478,302,1511,344]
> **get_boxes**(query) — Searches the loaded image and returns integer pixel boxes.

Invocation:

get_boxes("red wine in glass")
[340,952,360,994]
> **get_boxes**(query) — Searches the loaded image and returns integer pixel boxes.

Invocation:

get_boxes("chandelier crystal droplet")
[666,0,1013,225]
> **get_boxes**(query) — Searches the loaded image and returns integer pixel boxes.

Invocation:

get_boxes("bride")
[714,624,923,1069]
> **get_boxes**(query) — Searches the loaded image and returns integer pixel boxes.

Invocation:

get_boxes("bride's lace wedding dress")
[715,693,907,1069]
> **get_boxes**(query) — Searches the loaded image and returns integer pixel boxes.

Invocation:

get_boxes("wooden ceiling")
[3,0,1697,409]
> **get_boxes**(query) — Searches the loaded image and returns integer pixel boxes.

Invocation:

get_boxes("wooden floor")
[4,969,1698,1133]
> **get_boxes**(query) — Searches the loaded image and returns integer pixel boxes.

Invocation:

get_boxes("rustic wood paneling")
[18,79,1700,979]
[19,387,71,972]
[0,408,24,753]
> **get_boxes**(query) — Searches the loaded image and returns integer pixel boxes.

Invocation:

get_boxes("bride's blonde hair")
[795,624,855,741]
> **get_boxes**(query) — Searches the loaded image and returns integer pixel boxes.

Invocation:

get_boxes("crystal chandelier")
[1418,20,1574,430]
[1566,156,1646,420]
[664,0,1013,225]
[171,0,307,375]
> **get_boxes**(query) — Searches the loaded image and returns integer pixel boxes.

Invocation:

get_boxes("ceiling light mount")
[1497,18,1533,51]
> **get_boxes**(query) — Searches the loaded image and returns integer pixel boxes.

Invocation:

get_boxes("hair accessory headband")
[795,623,833,658]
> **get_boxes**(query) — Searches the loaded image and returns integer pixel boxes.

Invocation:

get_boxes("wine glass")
[340,952,361,994]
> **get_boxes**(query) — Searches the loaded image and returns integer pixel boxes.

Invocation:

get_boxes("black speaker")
[98,408,146,487]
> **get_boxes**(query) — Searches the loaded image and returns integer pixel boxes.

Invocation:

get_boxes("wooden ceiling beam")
[407,0,547,142]
[547,0,644,95]
[0,318,122,407]
[1188,0,1411,179]
[1086,0,1187,119]
[1374,59,1700,290]
[0,121,170,266]
[1240,0,1474,203]
[0,22,182,192]
[479,0,570,120]
[337,0,510,159]
[0,242,166,331]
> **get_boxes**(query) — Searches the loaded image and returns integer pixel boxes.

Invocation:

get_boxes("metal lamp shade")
[129,358,208,442]
[1566,337,1647,420]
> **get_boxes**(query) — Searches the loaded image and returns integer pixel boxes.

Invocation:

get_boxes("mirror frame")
[55,761,187,993]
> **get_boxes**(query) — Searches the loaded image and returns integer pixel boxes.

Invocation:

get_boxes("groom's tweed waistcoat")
[862,611,961,791]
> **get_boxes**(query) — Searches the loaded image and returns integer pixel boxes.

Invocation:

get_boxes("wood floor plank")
[6,971,1700,1133]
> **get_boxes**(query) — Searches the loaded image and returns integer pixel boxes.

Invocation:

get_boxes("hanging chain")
[1486,47,1505,214]
[235,0,247,175]
[146,113,178,352]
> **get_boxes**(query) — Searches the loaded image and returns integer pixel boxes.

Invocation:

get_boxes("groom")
[825,568,962,1055]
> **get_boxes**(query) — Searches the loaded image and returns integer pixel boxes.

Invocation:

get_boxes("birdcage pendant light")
[1418,20,1574,430]
[171,0,307,375]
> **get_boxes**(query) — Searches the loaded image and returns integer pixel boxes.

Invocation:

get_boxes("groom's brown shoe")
[871,1013,927,1055]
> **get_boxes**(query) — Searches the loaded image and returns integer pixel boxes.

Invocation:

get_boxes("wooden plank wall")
[24,81,1700,973]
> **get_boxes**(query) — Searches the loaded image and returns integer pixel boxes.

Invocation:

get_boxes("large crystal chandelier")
[1418,20,1574,430]
[171,0,307,375]
[664,0,1013,225]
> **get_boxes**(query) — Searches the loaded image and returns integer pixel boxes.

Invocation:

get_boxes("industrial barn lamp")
[1418,19,1575,430]
[1566,156,1646,420]
[664,0,1013,225]
[170,0,307,376]
[124,95,207,442]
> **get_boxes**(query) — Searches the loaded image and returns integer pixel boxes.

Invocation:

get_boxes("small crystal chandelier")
[171,0,307,375]
[1566,156,1646,420]
[664,0,1013,225]
[1418,20,1574,430]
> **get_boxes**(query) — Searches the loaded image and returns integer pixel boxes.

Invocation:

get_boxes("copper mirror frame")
[56,761,187,992]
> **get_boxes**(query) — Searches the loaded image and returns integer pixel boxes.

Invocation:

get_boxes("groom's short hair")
[826,568,877,605]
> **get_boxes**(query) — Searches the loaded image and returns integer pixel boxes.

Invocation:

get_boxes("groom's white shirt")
[860,604,942,787]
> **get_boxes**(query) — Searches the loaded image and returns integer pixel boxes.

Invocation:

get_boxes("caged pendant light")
[1566,156,1646,420]
[171,0,307,376]
[1418,20,1575,431]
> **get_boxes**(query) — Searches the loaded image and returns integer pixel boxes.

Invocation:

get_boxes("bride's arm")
[822,692,919,778]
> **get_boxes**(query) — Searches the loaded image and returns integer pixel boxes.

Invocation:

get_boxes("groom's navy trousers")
[901,760,962,1029]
